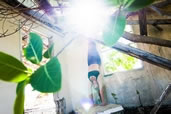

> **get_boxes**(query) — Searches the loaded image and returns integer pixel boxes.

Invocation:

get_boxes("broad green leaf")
[111,93,116,97]
[14,80,28,114]
[30,57,62,93]
[105,0,123,7]
[0,51,28,82]
[124,0,155,12]
[102,13,126,46]
[123,0,135,8]
[24,32,43,64]
[104,0,134,7]
[43,43,54,58]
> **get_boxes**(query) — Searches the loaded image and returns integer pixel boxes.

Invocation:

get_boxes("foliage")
[124,0,155,12]
[104,49,137,73]
[111,92,118,103]
[30,57,62,92]
[14,79,30,114]
[136,90,140,94]
[43,43,54,58]
[102,0,155,46]
[103,13,126,46]
[24,32,43,64]
[0,32,62,114]
[0,52,29,82]
[136,90,144,107]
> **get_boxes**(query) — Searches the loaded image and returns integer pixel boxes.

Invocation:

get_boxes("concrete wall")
[0,21,20,114]
[53,34,90,113]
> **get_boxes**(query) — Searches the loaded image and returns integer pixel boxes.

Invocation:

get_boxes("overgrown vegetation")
[104,50,138,73]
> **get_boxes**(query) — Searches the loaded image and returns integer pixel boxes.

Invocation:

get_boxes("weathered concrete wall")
[53,34,90,112]
[104,11,171,107]
[0,21,20,114]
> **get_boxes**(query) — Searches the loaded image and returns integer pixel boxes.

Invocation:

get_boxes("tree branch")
[122,32,171,48]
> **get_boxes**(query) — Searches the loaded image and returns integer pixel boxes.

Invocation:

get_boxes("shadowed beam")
[112,43,171,70]
[95,40,171,70]
[127,19,171,25]
[122,32,171,48]
[153,0,171,8]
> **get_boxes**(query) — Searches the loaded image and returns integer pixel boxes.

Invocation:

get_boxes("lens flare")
[65,0,113,37]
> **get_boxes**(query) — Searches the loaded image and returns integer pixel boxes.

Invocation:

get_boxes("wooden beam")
[112,43,171,71]
[153,0,171,8]
[138,9,147,36]
[122,32,171,48]
[127,19,171,25]
[95,40,171,70]
[150,5,171,17]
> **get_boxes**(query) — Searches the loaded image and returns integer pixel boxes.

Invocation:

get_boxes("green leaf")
[102,13,126,46]
[123,0,135,8]
[24,32,43,64]
[105,0,123,7]
[43,43,54,58]
[136,90,140,94]
[111,93,116,97]
[14,80,28,114]
[30,57,62,93]
[105,0,134,7]
[124,0,155,12]
[0,51,28,82]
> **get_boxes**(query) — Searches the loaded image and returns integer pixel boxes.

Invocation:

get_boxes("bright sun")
[65,0,113,37]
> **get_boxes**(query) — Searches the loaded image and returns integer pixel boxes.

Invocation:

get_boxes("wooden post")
[138,9,147,36]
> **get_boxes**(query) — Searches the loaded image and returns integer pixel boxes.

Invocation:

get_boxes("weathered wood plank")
[127,19,171,25]
[122,32,171,48]
[112,43,171,71]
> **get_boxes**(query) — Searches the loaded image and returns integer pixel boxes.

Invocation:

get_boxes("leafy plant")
[43,43,54,58]
[0,32,62,114]
[24,32,43,64]
[102,0,155,46]
[111,92,118,104]
[124,0,155,12]
[103,12,126,46]
[136,90,143,107]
